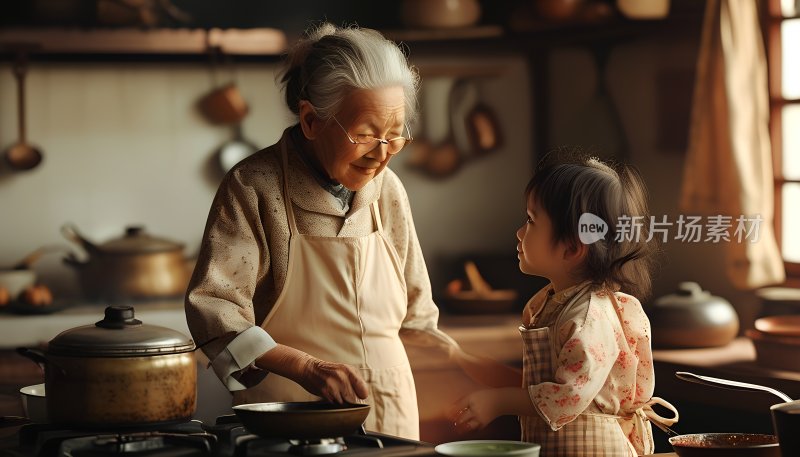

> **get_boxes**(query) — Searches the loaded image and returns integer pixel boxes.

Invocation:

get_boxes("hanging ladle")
[3,52,43,171]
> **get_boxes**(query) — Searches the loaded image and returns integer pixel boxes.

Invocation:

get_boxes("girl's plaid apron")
[519,289,637,457]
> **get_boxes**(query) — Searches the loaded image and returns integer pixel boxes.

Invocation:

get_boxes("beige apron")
[232,139,419,440]
[520,287,677,456]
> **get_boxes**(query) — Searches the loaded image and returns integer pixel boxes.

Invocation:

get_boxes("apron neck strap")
[371,201,383,233]
[279,137,299,234]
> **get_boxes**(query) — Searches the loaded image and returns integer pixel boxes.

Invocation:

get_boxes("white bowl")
[0,269,36,299]
[20,383,47,422]
[435,440,541,456]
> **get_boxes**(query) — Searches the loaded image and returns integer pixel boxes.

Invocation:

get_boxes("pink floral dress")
[520,282,678,456]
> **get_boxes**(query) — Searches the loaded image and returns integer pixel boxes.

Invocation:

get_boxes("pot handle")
[61,223,99,254]
[16,347,48,370]
[17,347,66,375]
[676,371,793,402]
[62,252,87,269]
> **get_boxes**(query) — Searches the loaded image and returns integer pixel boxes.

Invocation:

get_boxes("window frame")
[765,0,800,284]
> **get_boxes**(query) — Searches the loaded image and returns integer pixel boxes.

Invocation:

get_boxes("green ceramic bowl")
[435,440,541,456]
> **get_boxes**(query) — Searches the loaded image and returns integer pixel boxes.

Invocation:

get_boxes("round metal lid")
[99,226,184,254]
[47,306,195,357]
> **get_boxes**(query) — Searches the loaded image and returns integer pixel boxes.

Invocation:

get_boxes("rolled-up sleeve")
[211,326,276,391]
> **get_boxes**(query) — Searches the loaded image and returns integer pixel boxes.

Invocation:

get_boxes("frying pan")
[668,433,779,457]
[674,371,797,456]
[233,401,370,440]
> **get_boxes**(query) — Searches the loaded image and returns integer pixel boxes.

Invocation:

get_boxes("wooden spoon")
[464,261,492,296]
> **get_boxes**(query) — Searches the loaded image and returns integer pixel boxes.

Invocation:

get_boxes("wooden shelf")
[382,25,505,43]
[0,27,288,58]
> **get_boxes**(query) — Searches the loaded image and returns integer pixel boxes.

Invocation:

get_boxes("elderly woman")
[185,23,457,439]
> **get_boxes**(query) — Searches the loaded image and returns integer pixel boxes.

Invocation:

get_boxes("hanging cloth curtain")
[679,0,785,289]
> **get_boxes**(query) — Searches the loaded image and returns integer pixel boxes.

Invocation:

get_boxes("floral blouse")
[522,282,655,433]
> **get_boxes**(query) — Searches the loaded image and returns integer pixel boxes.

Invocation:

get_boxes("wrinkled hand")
[447,389,501,434]
[299,357,369,404]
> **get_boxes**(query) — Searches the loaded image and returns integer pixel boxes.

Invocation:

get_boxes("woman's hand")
[256,344,369,404]
[448,389,502,434]
[300,357,369,404]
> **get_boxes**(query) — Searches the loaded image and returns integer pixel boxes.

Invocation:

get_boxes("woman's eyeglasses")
[332,116,413,155]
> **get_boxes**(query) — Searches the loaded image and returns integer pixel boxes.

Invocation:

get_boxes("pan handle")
[675,371,793,402]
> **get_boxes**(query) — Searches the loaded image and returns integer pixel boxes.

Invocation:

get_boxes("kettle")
[649,281,739,348]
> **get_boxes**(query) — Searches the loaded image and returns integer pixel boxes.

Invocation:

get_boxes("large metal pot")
[62,223,192,300]
[20,306,197,427]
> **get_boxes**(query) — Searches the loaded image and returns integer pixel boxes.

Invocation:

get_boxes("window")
[766,0,800,279]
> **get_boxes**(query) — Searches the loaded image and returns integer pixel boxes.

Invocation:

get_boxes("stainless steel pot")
[20,306,197,427]
[62,223,192,300]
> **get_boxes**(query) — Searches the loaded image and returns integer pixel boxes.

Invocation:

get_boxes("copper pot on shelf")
[19,306,197,427]
[61,223,193,301]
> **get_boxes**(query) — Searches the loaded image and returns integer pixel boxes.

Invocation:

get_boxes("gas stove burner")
[287,438,346,455]
[56,430,215,456]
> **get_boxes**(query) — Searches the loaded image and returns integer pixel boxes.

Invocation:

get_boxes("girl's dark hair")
[526,149,657,299]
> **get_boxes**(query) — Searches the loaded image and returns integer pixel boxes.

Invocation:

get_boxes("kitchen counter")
[653,337,800,414]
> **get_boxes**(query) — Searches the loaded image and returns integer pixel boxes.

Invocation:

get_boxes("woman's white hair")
[279,23,420,123]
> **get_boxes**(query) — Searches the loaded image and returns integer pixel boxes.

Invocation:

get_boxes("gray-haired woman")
[185,23,458,439]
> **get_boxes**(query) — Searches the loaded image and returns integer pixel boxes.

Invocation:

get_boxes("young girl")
[449,153,678,456]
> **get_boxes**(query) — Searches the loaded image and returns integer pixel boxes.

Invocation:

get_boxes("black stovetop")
[2,416,438,457]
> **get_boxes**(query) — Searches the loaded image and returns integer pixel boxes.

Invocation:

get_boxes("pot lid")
[100,226,184,254]
[654,281,731,308]
[48,306,195,357]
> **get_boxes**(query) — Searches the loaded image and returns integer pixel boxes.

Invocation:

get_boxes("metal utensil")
[3,53,43,171]
[217,123,258,173]
[675,371,793,403]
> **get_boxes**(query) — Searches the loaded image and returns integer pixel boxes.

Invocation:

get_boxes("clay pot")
[401,0,481,29]
[649,282,739,348]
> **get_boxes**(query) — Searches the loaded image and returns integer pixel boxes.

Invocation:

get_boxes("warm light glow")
[784,106,800,179]
[782,19,800,99]
[783,184,800,262]
[781,0,798,17]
